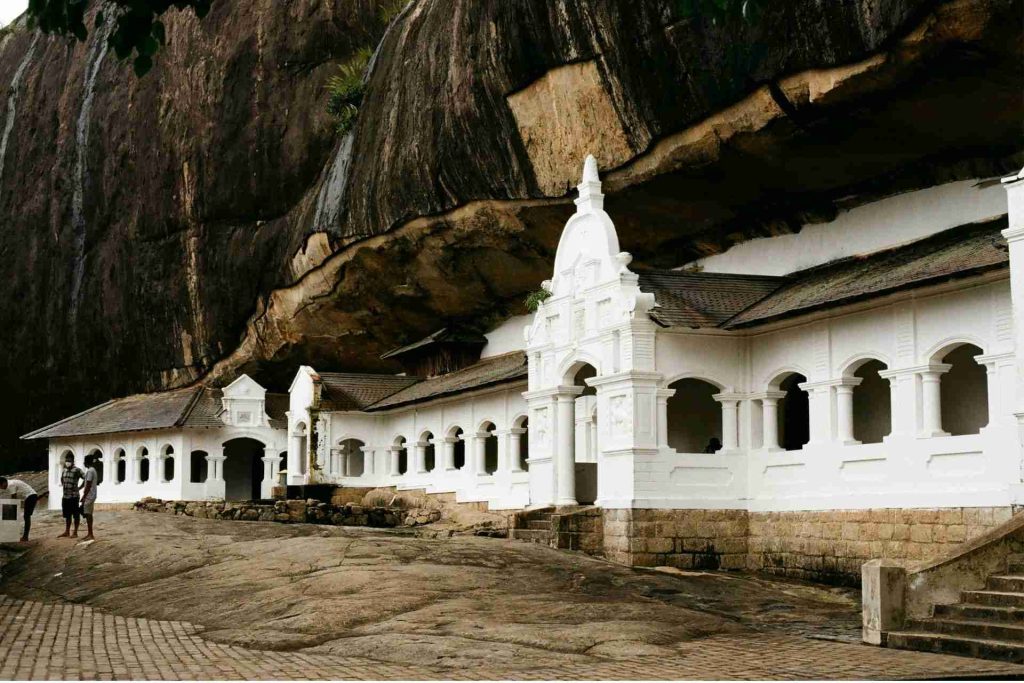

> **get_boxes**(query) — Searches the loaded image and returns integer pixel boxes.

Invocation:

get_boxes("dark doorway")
[223,438,265,501]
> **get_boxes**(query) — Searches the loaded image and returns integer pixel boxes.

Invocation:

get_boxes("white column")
[390,447,402,476]
[414,442,427,474]
[712,393,741,451]
[133,454,144,484]
[835,379,862,445]
[205,452,226,500]
[879,368,915,439]
[1001,170,1024,413]
[443,438,457,471]
[360,446,373,476]
[509,428,526,472]
[655,388,674,449]
[759,391,786,451]
[473,433,488,476]
[919,366,950,437]
[495,430,510,473]
[555,391,579,505]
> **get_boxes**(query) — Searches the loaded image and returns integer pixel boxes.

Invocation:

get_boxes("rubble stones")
[132,498,422,529]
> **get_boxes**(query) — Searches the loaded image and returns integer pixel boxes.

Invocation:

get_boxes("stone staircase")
[886,556,1024,663]
[510,506,603,554]
[509,507,558,546]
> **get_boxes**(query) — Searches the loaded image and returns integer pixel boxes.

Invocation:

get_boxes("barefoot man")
[58,453,85,538]
[0,476,38,543]
[80,454,99,541]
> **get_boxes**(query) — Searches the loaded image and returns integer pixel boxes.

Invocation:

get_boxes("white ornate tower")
[523,155,662,508]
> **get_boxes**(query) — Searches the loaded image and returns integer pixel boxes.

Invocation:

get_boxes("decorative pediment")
[221,374,269,427]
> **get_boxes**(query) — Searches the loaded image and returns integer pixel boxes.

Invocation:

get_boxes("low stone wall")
[598,506,1018,585]
[133,498,442,528]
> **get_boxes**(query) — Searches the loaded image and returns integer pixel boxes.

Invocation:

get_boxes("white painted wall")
[691,179,1007,276]
[480,314,530,358]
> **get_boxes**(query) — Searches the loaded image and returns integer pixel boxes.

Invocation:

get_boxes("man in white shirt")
[0,476,39,543]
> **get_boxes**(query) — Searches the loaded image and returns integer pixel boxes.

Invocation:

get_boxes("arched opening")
[940,343,988,435]
[223,438,266,501]
[161,445,175,482]
[852,360,891,444]
[340,438,366,477]
[190,451,209,483]
[87,448,104,484]
[115,448,126,484]
[481,422,498,474]
[420,433,435,472]
[138,447,150,483]
[277,451,287,485]
[514,415,529,472]
[395,437,408,475]
[777,373,809,451]
[451,428,465,470]
[666,378,722,453]
[295,422,308,475]
[571,362,598,505]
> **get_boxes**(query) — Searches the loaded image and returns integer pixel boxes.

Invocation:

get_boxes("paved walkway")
[1,596,1022,680]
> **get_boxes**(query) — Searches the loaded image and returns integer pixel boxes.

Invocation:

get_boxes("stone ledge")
[132,497,442,528]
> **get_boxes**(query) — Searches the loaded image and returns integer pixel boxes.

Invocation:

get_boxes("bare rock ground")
[1,510,860,670]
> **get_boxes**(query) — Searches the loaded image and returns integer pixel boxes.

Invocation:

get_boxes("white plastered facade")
[45,374,286,508]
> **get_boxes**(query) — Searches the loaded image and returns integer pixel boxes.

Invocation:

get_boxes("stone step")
[965,590,1024,608]
[887,631,1024,664]
[935,602,1024,624]
[987,575,1024,593]
[908,617,1024,642]
[527,520,552,531]
[510,529,555,544]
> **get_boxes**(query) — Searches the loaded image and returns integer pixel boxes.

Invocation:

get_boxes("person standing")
[0,476,38,543]
[58,453,85,538]
[80,454,99,541]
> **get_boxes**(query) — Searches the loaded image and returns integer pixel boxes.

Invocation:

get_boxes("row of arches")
[58,439,286,501]
[386,416,530,477]
[665,343,989,453]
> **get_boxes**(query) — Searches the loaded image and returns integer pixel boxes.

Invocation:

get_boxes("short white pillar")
[919,366,951,437]
[133,455,144,484]
[835,379,862,445]
[555,391,579,505]
[509,428,526,472]
[712,392,742,451]
[656,388,675,449]
[390,447,402,476]
[414,443,427,474]
[204,453,226,499]
[443,437,457,471]
[759,391,786,451]
[473,433,488,476]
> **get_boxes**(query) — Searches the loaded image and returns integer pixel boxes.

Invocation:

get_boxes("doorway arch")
[223,438,266,501]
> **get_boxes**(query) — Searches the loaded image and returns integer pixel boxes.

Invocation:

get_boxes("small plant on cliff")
[525,289,552,312]
[326,47,372,134]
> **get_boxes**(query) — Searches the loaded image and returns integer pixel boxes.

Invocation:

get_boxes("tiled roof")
[637,270,787,329]
[317,373,421,411]
[22,387,290,440]
[367,351,528,411]
[724,217,1008,328]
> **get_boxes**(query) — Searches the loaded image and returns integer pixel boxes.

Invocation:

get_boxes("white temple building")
[24,158,1024,578]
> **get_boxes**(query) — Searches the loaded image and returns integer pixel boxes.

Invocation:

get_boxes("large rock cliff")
[0,0,1020,466]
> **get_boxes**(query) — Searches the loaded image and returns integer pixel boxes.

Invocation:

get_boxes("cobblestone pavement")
[2,596,1023,680]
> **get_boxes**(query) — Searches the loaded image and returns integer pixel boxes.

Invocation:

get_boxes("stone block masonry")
[600,507,1019,585]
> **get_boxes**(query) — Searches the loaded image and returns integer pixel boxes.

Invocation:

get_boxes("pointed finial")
[582,154,599,183]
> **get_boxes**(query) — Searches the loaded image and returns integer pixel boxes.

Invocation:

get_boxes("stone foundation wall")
[600,506,1019,585]
[602,508,749,570]
[748,507,1020,586]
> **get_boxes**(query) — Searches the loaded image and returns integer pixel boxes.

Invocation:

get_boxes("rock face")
[0,0,1021,466]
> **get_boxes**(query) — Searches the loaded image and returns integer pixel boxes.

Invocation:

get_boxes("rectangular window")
[1,503,17,521]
